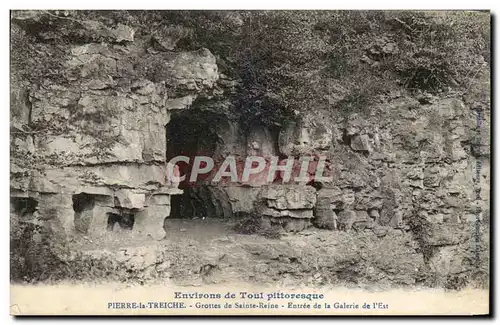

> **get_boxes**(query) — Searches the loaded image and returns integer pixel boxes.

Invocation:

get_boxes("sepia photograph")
[8,8,491,316]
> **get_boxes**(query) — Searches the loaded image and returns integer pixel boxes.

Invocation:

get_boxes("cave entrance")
[107,211,135,231]
[10,197,38,219]
[166,109,234,220]
[72,193,96,234]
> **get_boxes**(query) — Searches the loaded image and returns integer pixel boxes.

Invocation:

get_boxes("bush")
[10,219,68,283]
[12,10,490,124]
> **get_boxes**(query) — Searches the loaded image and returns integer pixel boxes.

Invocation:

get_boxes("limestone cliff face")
[10,11,219,239]
[10,10,490,287]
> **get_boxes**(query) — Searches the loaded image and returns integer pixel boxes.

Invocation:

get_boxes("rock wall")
[10,10,490,287]
[10,11,220,239]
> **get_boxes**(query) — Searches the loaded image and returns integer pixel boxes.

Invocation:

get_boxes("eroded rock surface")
[10,11,490,288]
[10,11,219,240]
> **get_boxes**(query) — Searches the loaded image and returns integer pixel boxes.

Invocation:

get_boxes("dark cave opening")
[11,197,38,219]
[166,109,220,188]
[107,211,135,231]
[72,193,96,234]
[166,109,233,220]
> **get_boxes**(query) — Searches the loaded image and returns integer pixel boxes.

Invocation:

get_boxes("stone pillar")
[134,189,182,240]
[38,193,74,235]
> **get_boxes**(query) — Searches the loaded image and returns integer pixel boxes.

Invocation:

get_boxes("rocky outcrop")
[10,10,490,288]
[10,11,219,240]
[257,185,317,232]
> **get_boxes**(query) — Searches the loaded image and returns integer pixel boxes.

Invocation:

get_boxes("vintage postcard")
[9,9,491,316]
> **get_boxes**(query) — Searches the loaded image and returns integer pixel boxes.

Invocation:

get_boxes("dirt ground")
[62,218,428,290]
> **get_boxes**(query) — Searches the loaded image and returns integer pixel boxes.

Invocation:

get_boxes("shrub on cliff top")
[154,10,489,122]
[11,10,490,125]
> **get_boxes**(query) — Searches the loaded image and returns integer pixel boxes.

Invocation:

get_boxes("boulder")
[263,185,317,210]
[350,134,372,152]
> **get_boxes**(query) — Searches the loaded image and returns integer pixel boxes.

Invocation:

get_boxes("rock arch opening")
[72,193,96,234]
[11,197,38,219]
[106,211,135,231]
[166,109,235,220]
